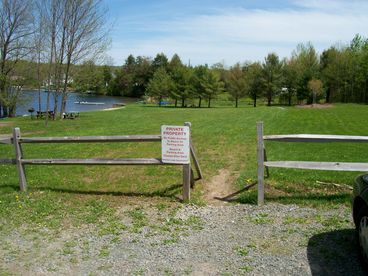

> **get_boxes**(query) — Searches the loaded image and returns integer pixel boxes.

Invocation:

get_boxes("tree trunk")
[61,93,67,116]
[208,96,211,108]
[53,92,59,116]
[37,79,42,113]
[198,97,202,108]
[60,56,72,118]
[37,47,42,113]
[325,87,330,103]
[38,89,42,112]
[253,96,257,107]
[55,26,66,118]
[175,99,177,107]
[235,97,238,108]
[267,93,272,106]
[3,106,8,117]
[288,91,292,106]
[9,106,15,117]
[159,96,162,107]
[365,79,368,104]
[181,98,185,107]
[0,92,3,118]
[46,4,57,126]
[1,83,9,117]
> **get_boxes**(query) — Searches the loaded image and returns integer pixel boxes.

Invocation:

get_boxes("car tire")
[357,204,368,267]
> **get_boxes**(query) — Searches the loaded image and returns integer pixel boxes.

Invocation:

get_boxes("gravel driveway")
[0,203,365,275]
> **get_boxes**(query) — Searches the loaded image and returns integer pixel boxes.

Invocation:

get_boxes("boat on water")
[74,101,105,105]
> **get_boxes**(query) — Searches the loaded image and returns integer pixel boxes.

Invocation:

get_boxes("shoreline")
[13,105,127,117]
[14,91,139,116]
[101,106,126,111]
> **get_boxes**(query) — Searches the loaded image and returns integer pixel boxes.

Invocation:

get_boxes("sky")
[105,0,368,66]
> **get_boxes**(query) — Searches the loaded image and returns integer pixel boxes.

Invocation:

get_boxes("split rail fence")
[257,121,368,205]
[0,122,202,201]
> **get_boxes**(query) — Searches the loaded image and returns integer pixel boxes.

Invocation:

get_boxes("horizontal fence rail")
[0,135,162,144]
[20,135,162,143]
[21,158,165,165]
[257,121,368,206]
[264,161,368,171]
[1,123,202,201]
[0,138,12,144]
[264,134,368,143]
[0,158,15,164]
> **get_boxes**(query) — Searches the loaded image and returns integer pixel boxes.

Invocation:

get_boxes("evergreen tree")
[151,53,169,72]
[192,65,209,107]
[262,53,282,106]
[146,67,174,106]
[227,63,247,107]
[203,70,224,108]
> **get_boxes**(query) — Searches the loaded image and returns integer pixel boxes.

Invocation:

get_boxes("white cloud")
[108,0,368,66]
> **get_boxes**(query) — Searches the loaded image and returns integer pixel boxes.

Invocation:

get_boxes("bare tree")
[59,0,109,118]
[41,0,62,125]
[32,10,48,114]
[0,0,34,117]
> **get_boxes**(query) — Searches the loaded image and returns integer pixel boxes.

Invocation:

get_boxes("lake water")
[16,90,136,116]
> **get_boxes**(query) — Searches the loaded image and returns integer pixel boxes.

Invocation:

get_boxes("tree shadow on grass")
[0,184,19,193]
[140,105,240,109]
[0,180,187,201]
[231,190,351,206]
[35,182,183,200]
[307,229,366,275]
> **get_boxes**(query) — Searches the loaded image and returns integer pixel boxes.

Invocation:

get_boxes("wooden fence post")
[264,147,269,178]
[183,122,192,201]
[13,128,27,191]
[183,164,191,201]
[257,122,264,205]
[190,143,203,181]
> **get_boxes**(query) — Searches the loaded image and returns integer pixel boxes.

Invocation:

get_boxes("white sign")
[161,125,190,164]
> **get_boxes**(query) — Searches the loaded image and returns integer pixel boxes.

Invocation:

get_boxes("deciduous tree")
[59,0,109,118]
[292,43,319,103]
[246,62,263,107]
[203,70,224,108]
[0,0,34,117]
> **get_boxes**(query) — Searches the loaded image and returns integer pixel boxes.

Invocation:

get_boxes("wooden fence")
[257,121,368,205]
[0,122,202,201]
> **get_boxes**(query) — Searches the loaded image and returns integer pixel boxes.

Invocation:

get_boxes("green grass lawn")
[1,103,368,230]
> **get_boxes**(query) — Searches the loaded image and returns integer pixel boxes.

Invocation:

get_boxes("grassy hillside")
[1,103,368,216]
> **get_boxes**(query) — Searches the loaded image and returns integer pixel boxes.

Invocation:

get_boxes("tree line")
[107,35,368,108]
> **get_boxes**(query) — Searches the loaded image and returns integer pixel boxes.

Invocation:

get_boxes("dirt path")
[203,169,237,205]
[0,122,14,127]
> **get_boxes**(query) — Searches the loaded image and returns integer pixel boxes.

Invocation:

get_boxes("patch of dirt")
[0,130,45,139]
[0,121,14,127]
[296,104,334,109]
[203,169,237,205]
[265,184,291,198]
